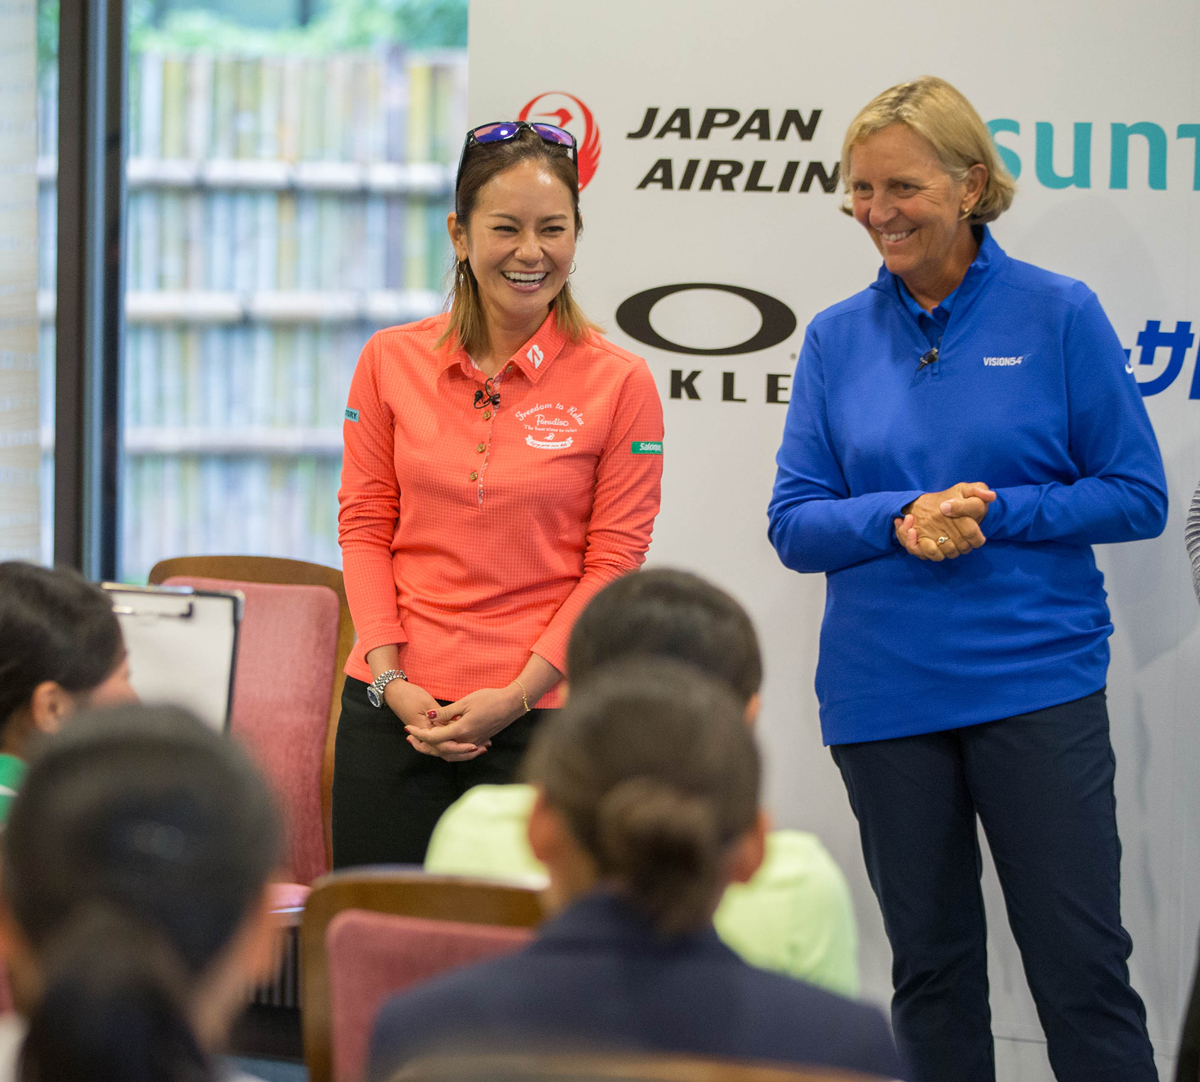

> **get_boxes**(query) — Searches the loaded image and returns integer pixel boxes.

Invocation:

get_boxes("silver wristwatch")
[366,669,407,707]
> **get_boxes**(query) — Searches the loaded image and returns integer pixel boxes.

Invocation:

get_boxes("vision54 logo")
[520,92,602,190]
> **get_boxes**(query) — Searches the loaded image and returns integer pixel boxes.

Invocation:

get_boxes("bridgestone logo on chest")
[983,356,1024,366]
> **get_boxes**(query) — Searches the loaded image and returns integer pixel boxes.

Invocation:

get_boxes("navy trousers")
[831,689,1156,1082]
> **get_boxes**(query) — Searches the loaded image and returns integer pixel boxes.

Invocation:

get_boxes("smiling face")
[449,158,577,347]
[848,123,986,305]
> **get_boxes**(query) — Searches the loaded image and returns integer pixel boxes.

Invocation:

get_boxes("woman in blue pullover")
[768,77,1166,1082]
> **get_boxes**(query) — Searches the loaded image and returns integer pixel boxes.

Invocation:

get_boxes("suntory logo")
[519,92,602,190]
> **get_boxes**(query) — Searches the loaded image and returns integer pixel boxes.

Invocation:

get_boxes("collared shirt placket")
[472,362,516,510]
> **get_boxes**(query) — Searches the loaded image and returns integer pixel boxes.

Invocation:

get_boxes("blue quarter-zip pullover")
[768,228,1167,745]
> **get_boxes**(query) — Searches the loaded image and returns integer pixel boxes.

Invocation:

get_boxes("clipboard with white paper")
[102,583,243,731]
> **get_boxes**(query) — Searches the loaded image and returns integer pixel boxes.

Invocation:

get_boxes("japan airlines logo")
[519,92,602,190]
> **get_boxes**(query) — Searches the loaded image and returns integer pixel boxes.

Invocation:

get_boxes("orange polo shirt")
[338,311,664,708]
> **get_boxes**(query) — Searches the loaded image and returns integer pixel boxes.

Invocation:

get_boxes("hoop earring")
[570,261,577,275]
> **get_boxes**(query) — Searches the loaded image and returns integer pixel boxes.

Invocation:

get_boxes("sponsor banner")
[471,3,1200,1075]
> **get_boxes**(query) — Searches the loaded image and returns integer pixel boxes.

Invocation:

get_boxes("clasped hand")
[384,679,524,763]
[893,482,996,562]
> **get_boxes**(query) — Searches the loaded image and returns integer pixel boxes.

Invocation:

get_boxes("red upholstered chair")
[0,966,13,1016]
[159,574,337,884]
[149,555,356,870]
[301,869,545,1082]
[328,909,533,1082]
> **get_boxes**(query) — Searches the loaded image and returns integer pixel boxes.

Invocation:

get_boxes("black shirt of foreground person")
[368,891,904,1080]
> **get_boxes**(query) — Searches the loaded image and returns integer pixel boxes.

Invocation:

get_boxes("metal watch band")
[366,668,407,707]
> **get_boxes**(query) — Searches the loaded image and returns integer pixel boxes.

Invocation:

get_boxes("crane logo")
[519,92,602,190]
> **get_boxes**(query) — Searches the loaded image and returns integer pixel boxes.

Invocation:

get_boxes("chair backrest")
[149,556,355,867]
[388,1055,897,1079]
[160,572,338,885]
[390,1052,900,1082]
[328,909,533,1082]
[301,868,545,1082]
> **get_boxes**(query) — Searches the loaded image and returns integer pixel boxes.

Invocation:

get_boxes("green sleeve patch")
[631,440,662,455]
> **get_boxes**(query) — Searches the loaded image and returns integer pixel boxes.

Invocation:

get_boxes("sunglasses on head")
[455,121,578,193]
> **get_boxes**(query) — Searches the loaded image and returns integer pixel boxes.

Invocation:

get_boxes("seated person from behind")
[0,561,136,822]
[424,568,858,995]
[371,659,903,1080]
[0,704,285,1082]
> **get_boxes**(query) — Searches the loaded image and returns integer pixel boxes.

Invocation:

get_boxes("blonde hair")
[840,76,1016,223]
[437,127,600,357]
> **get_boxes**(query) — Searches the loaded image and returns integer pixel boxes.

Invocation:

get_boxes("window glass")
[118,0,467,581]
[0,0,54,564]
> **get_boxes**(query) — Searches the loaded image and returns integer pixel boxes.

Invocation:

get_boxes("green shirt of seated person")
[426,783,858,995]
[422,568,859,997]
[0,562,137,825]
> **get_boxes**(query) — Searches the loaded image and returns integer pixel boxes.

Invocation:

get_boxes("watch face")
[367,685,383,708]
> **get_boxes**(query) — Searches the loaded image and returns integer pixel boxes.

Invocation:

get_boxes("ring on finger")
[936,536,950,545]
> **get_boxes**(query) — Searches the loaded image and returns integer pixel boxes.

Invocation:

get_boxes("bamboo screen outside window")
[0,0,40,562]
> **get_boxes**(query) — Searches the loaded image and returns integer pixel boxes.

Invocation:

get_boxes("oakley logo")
[520,92,602,190]
[616,283,798,356]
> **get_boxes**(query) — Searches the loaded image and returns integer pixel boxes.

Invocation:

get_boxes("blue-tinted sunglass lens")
[472,123,520,144]
[529,124,574,146]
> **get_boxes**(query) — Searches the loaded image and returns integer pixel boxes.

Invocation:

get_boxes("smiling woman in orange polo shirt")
[333,122,664,867]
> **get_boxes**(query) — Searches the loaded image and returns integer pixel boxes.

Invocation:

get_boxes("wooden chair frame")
[301,868,545,1082]
[148,554,355,869]
[392,1051,898,1082]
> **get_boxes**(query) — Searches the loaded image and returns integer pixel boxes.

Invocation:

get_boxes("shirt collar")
[896,276,957,324]
[533,889,727,955]
[441,310,569,384]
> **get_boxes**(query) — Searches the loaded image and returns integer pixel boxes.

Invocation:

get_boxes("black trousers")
[332,676,554,868]
[831,689,1156,1082]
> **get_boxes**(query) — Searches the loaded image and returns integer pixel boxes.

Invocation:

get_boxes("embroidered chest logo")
[527,343,544,368]
[515,401,584,450]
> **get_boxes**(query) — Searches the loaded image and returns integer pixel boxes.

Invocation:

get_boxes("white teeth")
[881,230,914,242]
[503,271,548,282]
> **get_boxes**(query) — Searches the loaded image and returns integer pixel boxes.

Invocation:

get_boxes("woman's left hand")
[405,685,526,758]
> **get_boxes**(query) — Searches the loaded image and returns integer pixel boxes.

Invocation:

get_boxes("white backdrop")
[470,3,1200,1078]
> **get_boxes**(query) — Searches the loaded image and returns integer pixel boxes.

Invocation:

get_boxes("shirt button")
[476,443,486,453]
[506,364,513,372]
[468,471,478,482]
[482,410,491,420]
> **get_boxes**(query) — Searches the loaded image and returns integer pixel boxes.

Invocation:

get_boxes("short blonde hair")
[840,76,1016,223]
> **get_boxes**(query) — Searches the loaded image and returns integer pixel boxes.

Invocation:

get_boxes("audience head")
[1,704,284,1082]
[567,568,763,714]
[525,659,763,936]
[0,562,134,757]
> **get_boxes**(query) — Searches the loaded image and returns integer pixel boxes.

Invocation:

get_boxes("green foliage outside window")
[37,0,466,70]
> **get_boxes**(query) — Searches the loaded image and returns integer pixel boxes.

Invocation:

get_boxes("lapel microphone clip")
[918,346,939,370]
[473,378,501,409]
